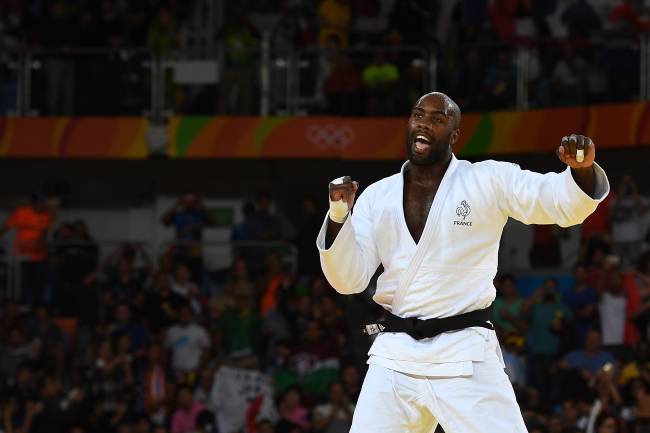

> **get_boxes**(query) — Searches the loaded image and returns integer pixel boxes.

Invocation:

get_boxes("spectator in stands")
[561,329,615,379]
[562,0,603,39]
[170,386,206,433]
[223,258,255,298]
[261,254,292,361]
[0,192,54,305]
[609,0,647,34]
[489,0,518,42]
[565,264,599,345]
[147,6,178,54]
[530,224,567,268]
[252,192,285,242]
[29,374,70,433]
[630,251,650,340]
[231,201,261,266]
[592,410,623,433]
[458,0,490,43]
[598,269,630,351]
[618,341,650,387]
[170,262,203,316]
[145,272,185,334]
[257,419,276,433]
[218,7,259,114]
[52,220,99,315]
[312,381,354,433]
[631,378,650,433]
[606,3,644,100]
[121,3,148,47]
[41,0,76,115]
[455,47,486,112]
[192,366,216,407]
[104,243,152,290]
[323,52,362,115]
[586,244,617,293]
[162,193,215,280]
[108,256,145,300]
[193,409,216,433]
[292,319,340,396]
[110,303,150,355]
[313,295,346,348]
[362,50,400,116]
[0,298,21,339]
[165,304,210,374]
[339,365,361,402]
[272,0,317,51]
[524,278,573,400]
[552,44,589,107]
[88,339,134,431]
[276,386,310,432]
[389,0,437,46]
[318,0,352,48]
[99,0,124,47]
[483,47,517,110]
[139,342,173,426]
[2,397,43,433]
[219,284,259,359]
[261,252,286,317]
[493,274,527,337]
[501,332,527,387]
[0,1,26,54]
[0,331,40,387]
[609,175,648,268]
[635,251,650,293]
[28,304,65,379]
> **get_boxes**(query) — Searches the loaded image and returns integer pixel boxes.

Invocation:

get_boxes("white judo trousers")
[351,338,528,433]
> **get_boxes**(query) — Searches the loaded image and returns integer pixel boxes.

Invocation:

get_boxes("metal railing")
[3,35,650,118]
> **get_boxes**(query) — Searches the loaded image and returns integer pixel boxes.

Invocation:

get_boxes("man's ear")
[450,128,460,146]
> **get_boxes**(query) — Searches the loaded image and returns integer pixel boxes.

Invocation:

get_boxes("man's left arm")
[496,134,609,227]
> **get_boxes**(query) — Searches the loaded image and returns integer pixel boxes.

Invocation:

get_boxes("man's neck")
[406,152,452,185]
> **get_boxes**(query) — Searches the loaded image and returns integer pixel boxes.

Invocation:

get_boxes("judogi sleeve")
[316,188,381,295]
[494,161,610,227]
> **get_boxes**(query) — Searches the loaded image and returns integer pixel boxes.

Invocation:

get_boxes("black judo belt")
[362,307,494,340]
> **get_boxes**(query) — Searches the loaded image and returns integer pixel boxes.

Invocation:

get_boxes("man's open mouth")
[413,134,432,153]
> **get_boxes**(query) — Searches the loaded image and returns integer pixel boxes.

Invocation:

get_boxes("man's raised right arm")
[316,178,380,295]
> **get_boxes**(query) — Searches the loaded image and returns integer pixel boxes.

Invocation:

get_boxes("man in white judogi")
[316,92,609,433]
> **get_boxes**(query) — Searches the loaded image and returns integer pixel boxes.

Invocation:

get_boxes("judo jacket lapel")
[391,155,460,314]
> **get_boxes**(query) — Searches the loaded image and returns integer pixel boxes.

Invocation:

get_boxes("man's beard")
[405,130,452,165]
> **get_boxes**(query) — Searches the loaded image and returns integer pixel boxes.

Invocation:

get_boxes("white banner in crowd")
[210,366,278,433]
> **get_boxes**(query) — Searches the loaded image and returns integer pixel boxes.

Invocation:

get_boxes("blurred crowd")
[0,174,647,433]
[2,0,650,115]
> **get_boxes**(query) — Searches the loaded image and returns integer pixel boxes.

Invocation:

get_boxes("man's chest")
[403,182,439,244]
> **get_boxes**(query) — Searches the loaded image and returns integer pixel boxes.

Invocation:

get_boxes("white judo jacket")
[316,155,610,376]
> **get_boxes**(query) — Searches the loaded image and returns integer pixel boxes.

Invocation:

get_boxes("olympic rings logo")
[305,124,356,149]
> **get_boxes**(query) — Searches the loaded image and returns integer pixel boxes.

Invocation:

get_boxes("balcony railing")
[3,35,650,117]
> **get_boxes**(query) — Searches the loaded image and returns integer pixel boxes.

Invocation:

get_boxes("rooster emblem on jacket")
[456,200,471,220]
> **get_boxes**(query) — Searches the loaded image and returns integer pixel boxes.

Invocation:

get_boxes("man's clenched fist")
[557,134,595,168]
[328,176,359,223]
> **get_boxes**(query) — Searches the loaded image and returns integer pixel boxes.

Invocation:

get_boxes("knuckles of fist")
[558,134,595,165]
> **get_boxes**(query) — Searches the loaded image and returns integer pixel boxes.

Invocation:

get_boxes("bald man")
[316,92,610,433]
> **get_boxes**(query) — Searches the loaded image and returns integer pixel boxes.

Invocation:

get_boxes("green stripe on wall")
[254,117,288,155]
[461,114,492,156]
[175,117,212,157]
